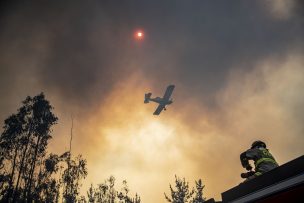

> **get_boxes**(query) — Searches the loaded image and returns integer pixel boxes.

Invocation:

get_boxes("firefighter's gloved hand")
[241,171,255,179]
[246,165,252,171]
[241,172,248,179]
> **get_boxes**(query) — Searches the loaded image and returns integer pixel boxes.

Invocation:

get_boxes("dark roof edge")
[222,155,304,201]
[230,172,304,203]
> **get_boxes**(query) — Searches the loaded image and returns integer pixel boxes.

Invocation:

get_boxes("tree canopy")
[165,175,205,203]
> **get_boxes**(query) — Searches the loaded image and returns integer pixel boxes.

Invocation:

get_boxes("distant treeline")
[0,93,205,203]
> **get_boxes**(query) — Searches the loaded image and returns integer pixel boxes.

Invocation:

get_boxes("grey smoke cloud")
[1,1,303,109]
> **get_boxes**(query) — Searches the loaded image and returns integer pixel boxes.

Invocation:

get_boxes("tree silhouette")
[192,179,205,203]
[32,153,62,202]
[165,176,205,203]
[80,176,141,203]
[62,154,88,203]
[0,93,88,202]
[164,175,194,203]
[0,93,58,202]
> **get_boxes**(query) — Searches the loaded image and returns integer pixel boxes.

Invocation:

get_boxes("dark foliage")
[0,93,87,202]
[165,175,205,203]
[79,176,141,203]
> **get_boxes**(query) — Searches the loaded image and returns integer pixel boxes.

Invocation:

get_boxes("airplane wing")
[163,85,175,100]
[153,104,165,115]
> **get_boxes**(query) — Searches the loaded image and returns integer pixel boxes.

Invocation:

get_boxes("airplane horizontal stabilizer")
[144,93,152,103]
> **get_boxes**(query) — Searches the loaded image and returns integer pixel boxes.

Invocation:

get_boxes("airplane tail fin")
[144,93,152,103]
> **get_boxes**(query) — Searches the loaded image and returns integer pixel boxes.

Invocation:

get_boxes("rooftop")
[205,155,304,202]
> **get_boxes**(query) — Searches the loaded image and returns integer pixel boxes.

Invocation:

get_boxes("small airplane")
[144,85,175,115]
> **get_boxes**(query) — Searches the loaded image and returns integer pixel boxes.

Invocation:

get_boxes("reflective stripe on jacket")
[255,157,278,168]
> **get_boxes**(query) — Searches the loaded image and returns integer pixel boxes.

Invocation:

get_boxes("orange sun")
[135,30,144,40]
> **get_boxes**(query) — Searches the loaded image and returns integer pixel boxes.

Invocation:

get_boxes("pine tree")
[164,175,194,203]
[192,179,205,203]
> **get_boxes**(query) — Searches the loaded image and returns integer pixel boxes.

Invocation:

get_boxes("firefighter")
[240,140,279,180]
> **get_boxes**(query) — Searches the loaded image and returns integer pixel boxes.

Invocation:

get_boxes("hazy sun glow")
[75,76,186,202]
[135,30,144,40]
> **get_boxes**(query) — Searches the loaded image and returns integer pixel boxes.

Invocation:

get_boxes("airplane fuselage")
[149,97,173,106]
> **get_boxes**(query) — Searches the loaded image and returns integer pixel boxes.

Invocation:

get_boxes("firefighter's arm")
[240,151,252,171]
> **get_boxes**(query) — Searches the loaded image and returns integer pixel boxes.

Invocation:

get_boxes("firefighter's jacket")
[240,147,278,175]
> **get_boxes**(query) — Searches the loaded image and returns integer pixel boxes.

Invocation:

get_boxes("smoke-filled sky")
[1,1,304,202]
